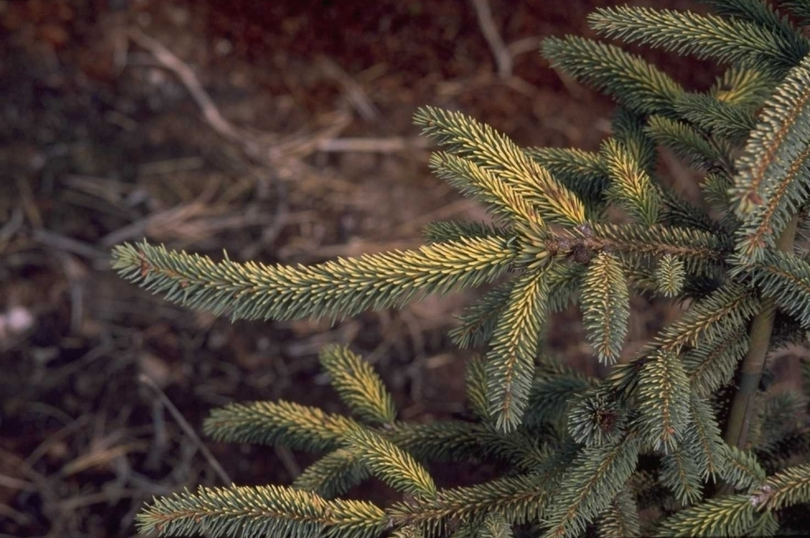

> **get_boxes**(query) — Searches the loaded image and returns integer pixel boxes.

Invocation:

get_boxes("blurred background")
[0,0,740,536]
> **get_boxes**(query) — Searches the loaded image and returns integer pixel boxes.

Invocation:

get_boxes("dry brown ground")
[0,0,736,536]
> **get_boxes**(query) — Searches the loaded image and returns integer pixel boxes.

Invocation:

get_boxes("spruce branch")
[783,1,810,24]
[589,6,807,77]
[203,400,359,452]
[654,254,685,298]
[293,448,368,499]
[389,474,550,537]
[611,107,658,173]
[655,283,759,352]
[636,350,691,452]
[597,488,640,538]
[480,513,513,538]
[111,236,516,322]
[684,329,749,396]
[748,249,810,328]
[524,146,609,201]
[429,152,545,228]
[685,392,726,482]
[542,36,685,117]
[600,138,660,226]
[655,494,756,537]
[525,362,596,430]
[673,92,756,144]
[541,435,640,538]
[136,485,387,538]
[343,427,437,499]
[567,390,627,447]
[645,115,731,171]
[711,66,775,108]
[730,54,810,262]
[319,345,397,426]
[450,280,513,349]
[576,223,729,273]
[702,0,805,46]
[486,269,550,432]
[580,252,630,364]
[660,446,704,504]
[414,107,585,226]
[761,462,810,510]
[465,355,490,421]
[718,445,767,492]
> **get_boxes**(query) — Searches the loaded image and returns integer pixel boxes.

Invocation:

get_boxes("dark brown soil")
[1,0,720,536]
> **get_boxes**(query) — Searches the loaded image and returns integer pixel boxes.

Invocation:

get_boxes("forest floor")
[1,0,730,536]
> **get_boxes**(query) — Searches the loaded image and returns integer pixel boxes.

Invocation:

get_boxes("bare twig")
[508,36,543,57]
[139,374,232,485]
[471,0,513,79]
[31,229,108,260]
[128,29,243,146]
[316,137,430,153]
[317,56,380,122]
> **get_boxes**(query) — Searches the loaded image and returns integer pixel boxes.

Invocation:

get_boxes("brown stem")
[722,215,799,450]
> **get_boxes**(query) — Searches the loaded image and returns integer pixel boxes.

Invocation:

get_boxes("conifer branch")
[660,446,704,504]
[388,474,549,537]
[203,401,359,452]
[414,107,585,226]
[673,92,756,143]
[577,223,729,273]
[783,1,810,24]
[600,139,660,226]
[718,445,767,492]
[655,494,756,537]
[761,462,810,510]
[580,252,630,364]
[589,6,807,76]
[465,355,490,421]
[524,147,608,201]
[450,281,514,349]
[654,254,685,297]
[645,115,731,171]
[319,345,397,425]
[115,3,810,537]
[480,513,513,538]
[703,0,805,48]
[597,489,640,538]
[655,283,759,352]
[636,350,691,452]
[112,236,517,322]
[685,392,726,481]
[293,448,368,499]
[612,108,658,172]
[567,390,627,447]
[136,485,388,538]
[486,270,549,432]
[684,329,748,396]
[712,66,775,108]
[542,36,685,117]
[429,152,544,228]
[541,435,640,538]
[525,362,596,430]
[748,249,810,328]
[730,54,810,256]
[343,427,437,499]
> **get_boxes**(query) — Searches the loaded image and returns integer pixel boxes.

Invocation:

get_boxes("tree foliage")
[117,1,810,536]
